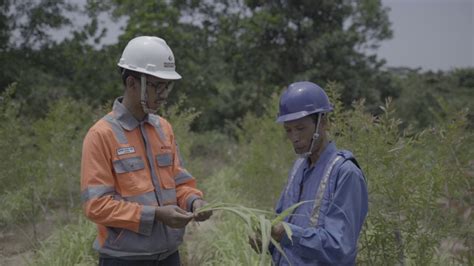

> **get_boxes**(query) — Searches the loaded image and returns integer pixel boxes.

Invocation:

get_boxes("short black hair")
[310,113,325,124]
[118,67,141,85]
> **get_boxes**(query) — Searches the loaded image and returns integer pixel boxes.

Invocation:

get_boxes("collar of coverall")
[113,96,155,131]
[304,141,337,170]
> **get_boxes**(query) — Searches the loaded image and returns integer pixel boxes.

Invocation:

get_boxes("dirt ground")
[0,209,70,265]
[0,205,470,265]
[0,224,38,266]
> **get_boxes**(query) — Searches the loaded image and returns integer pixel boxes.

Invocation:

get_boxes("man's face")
[142,75,174,110]
[133,75,173,110]
[283,116,317,154]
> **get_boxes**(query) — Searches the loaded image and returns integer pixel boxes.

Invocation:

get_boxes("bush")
[32,214,97,266]
[183,83,473,265]
[0,85,96,235]
[5,83,471,264]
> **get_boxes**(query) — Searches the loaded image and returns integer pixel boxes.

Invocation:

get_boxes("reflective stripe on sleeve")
[138,205,155,236]
[186,194,201,212]
[81,185,115,203]
[174,170,193,185]
[104,114,128,144]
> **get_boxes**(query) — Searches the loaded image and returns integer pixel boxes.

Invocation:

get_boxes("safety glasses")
[130,73,174,95]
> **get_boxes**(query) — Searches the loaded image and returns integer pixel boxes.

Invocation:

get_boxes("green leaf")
[271,200,313,226]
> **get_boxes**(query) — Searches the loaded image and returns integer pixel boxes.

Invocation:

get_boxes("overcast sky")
[56,0,474,72]
[377,0,473,71]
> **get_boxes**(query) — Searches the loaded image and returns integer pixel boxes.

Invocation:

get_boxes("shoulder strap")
[337,150,361,169]
[284,158,305,195]
[309,154,343,226]
[309,150,365,226]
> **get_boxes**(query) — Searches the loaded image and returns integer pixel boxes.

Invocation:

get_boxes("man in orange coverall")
[81,36,212,265]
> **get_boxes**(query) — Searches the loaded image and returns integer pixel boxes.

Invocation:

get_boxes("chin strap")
[297,113,322,158]
[140,74,158,114]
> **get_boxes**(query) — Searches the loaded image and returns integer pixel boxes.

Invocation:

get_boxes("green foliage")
[1,1,473,264]
[184,216,263,266]
[163,95,234,180]
[163,95,201,160]
[32,214,97,266]
[194,200,309,265]
[326,84,473,264]
[1,0,470,132]
[0,89,95,227]
[4,85,471,264]
[232,93,294,209]
[183,82,473,265]
[0,84,37,226]
[392,68,474,129]
[31,98,95,206]
[0,84,28,194]
[181,167,267,266]
[1,0,396,130]
[0,0,76,53]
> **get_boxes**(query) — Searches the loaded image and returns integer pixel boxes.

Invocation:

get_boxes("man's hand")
[271,222,285,242]
[155,205,193,228]
[248,234,262,253]
[249,223,285,253]
[192,199,213,222]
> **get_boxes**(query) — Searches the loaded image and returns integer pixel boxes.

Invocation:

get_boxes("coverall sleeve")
[279,161,368,264]
[81,129,155,236]
[168,127,203,212]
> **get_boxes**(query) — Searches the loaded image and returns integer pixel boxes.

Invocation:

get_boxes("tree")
[0,0,74,90]
[392,67,474,129]
[98,0,396,130]
[2,0,397,130]
[0,0,118,117]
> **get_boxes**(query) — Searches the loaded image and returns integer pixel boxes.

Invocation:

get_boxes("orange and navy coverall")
[81,97,203,259]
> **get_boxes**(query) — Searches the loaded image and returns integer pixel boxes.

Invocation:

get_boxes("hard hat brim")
[149,70,182,80]
[276,108,333,123]
[118,63,182,80]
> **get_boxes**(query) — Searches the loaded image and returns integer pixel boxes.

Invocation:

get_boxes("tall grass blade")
[271,200,312,226]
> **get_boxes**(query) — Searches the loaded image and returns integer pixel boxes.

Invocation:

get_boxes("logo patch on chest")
[117,146,136,156]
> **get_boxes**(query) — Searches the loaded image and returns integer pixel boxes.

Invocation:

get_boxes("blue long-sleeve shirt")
[272,142,368,265]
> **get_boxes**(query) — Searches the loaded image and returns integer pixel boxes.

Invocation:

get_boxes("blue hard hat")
[276,81,333,123]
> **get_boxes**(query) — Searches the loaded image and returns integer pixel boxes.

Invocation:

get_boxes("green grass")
[32,215,97,266]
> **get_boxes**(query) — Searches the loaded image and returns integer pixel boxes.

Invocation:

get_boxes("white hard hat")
[117,36,182,80]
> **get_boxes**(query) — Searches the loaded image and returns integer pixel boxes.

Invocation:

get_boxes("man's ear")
[126,75,136,89]
[322,114,330,130]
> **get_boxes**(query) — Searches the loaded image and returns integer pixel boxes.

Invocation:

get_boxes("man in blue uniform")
[270,81,368,265]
